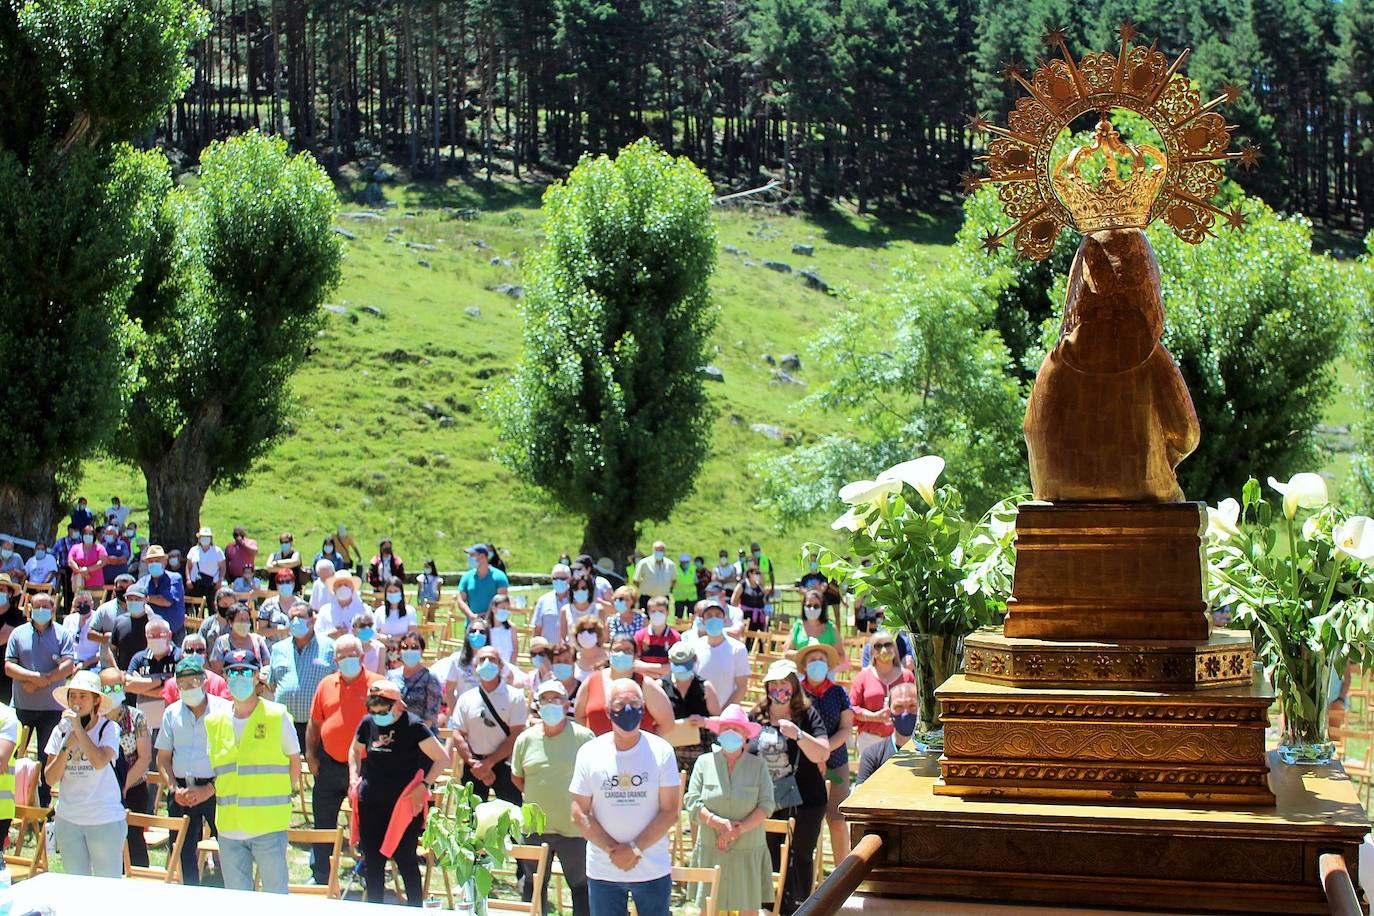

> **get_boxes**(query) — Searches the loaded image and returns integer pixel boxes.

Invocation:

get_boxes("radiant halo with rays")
[963,23,1258,261]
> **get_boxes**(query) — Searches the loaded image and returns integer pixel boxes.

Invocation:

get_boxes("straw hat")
[0,574,17,595]
[143,544,168,562]
[790,640,845,671]
[706,704,762,740]
[330,570,361,593]
[54,670,116,716]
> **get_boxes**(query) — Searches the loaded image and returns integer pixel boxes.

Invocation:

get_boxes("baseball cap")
[367,680,405,705]
[668,642,697,664]
[223,647,261,672]
[175,656,206,678]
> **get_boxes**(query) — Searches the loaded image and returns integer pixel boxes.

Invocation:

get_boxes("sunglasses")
[608,701,644,712]
[184,648,206,656]
[225,668,256,679]
[872,642,896,651]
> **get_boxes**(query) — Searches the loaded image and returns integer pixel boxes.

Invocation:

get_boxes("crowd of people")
[0,499,919,915]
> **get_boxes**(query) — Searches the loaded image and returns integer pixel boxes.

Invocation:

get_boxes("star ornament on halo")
[1225,206,1247,230]
[980,233,1004,254]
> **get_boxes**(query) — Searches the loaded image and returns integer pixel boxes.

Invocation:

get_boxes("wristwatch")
[629,843,643,858]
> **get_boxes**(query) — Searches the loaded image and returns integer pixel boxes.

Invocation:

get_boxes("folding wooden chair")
[477,842,549,914]
[288,825,345,897]
[5,805,50,881]
[764,817,796,916]
[125,812,191,882]
[672,864,722,916]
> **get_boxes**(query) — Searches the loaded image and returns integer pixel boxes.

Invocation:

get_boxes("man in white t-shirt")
[316,570,368,638]
[185,526,227,601]
[451,646,527,805]
[569,678,680,915]
[691,599,750,709]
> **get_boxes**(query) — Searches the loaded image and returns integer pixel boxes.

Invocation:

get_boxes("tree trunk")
[0,465,62,544]
[580,514,638,577]
[141,406,220,552]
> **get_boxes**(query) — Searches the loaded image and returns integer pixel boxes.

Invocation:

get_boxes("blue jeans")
[587,874,671,916]
[54,817,125,878]
[220,831,290,894]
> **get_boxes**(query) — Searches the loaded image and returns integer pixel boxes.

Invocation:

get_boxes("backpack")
[100,717,130,795]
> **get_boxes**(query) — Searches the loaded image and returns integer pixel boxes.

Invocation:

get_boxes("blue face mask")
[227,674,257,701]
[810,560,819,571]
[30,607,52,626]
[538,703,566,726]
[671,663,695,680]
[401,649,424,666]
[552,579,569,595]
[892,712,919,737]
[34,551,46,560]
[717,730,746,753]
[494,609,510,624]
[608,704,643,732]
[147,563,164,577]
[805,659,830,683]
[467,555,477,569]
[289,618,310,638]
[609,651,634,673]
[573,589,589,603]
[279,582,295,596]
[127,600,146,617]
[614,599,628,613]
[653,550,665,561]
[338,657,363,678]
[371,711,398,727]
[468,631,488,649]
[386,592,402,605]
[357,627,375,643]
[475,659,500,682]
[0,594,9,609]
[552,663,574,680]
[704,617,725,638]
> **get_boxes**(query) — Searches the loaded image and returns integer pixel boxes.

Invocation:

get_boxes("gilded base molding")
[962,627,1254,690]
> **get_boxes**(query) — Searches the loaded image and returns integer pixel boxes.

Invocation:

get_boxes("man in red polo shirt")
[305,634,381,885]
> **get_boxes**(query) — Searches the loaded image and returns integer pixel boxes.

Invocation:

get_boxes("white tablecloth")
[4,872,418,914]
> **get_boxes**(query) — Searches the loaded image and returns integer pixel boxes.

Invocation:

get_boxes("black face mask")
[114,589,128,600]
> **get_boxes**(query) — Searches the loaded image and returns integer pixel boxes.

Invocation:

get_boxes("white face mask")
[576,631,598,649]
[336,587,353,602]
[650,611,667,628]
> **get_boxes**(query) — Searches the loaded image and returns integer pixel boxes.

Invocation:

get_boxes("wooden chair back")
[672,864,722,916]
[287,825,345,897]
[124,811,191,882]
[5,804,50,880]
[765,816,796,916]
[486,842,551,914]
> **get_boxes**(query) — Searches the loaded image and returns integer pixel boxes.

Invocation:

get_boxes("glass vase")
[1276,648,1337,766]
[903,631,965,752]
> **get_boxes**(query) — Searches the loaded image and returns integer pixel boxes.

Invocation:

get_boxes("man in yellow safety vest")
[0,698,16,842]
[206,646,302,894]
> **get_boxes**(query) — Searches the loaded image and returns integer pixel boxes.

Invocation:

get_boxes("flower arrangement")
[421,783,546,911]
[806,455,1020,746]
[1206,473,1374,763]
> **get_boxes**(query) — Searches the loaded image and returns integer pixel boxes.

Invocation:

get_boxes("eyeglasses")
[608,701,643,713]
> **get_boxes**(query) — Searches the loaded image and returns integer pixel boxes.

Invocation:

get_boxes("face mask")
[324,543,335,553]
[650,611,667,628]
[552,579,569,595]
[467,631,488,649]
[694,561,703,569]
[0,595,9,609]
[169,558,181,569]
[101,536,113,545]
[338,657,363,678]
[467,555,477,569]
[147,563,164,577]
[149,638,170,655]
[608,704,643,732]
[753,550,761,558]
[804,605,822,621]
[475,659,500,682]
[810,560,819,571]
[387,591,402,605]
[614,599,628,613]
[671,663,695,680]
[104,689,126,707]
[401,649,424,666]
[279,582,295,596]
[892,712,919,737]
[30,608,52,626]
[719,556,728,564]
[232,622,251,638]
[805,659,830,683]
[127,601,146,616]
[280,542,293,552]
[576,631,598,649]
[717,730,746,753]
[381,546,391,555]
[0,550,12,559]
[494,609,511,624]
[356,627,375,643]
[609,651,634,673]
[77,604,92,616]
[371,711,398,727]
[34,551,46,560]
[767,685,792,704]
[704,618,725,638]
[124,530,134,538]
[228,675,257,701]
[82,535,94,544]
[573,589,589,603]
[653,550,664,561]
[289,618,310,638]
[552,663,574,680]
[181,687,206,707]
[199,537,211,547]
[538,702,566,726]
[335,587,353,602]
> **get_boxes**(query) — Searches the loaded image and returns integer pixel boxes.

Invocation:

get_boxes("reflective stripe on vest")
[672,565,696,602]
[206,701,293,836]
[0,708,18,820]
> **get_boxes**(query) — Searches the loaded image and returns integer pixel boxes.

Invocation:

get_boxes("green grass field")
[78,175,958,579]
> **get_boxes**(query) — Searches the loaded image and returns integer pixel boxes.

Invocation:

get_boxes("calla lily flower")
[1206,498,1241,540]
[838,478,900,506]
[831,508,862,532]
[474,799,521,840]
[1267,473,1328,519]
[877,455,945,507]
[1335,516,1374,565]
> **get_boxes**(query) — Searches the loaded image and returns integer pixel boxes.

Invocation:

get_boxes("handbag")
[771,739,804,809]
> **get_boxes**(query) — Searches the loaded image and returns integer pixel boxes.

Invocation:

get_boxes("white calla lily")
[1207,498,1241,540]
[877,455,945,507]
[1267,473,1328,519]
[474,799,521,839]
[1335,516,1374,565]
[831,508,862,532]
[838,478,900,506]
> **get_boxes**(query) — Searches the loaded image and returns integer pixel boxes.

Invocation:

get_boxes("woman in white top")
[45,669,126,878]
[486,593,519,665]
[351,611,388,674]
[376,576,419,651]
[571,616,607,684]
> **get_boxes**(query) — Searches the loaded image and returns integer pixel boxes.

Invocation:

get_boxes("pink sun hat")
[706,704,762,741]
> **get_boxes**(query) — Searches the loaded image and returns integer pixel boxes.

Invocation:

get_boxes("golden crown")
[1052,116,1166,232]
[964,24,1259,260]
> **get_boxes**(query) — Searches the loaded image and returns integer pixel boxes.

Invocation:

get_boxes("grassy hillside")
[79,175,957,578]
